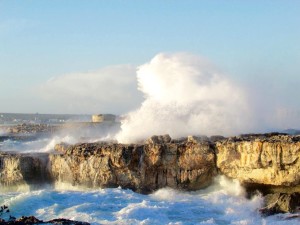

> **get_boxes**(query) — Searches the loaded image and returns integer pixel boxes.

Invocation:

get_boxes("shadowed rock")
[259,193,300,216]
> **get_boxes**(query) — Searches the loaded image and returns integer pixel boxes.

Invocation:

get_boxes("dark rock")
[209,135,226,142]
[15,216,42,224]
[259,193,300,216]
[46,218,90,225]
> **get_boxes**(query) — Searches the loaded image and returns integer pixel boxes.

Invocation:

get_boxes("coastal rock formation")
[0,153,49,189]
[1,133,300,201]
[216,134,300,187]
[0,215,90,225]
[4,123,57,134]
[49,135,216,193]
[259,193,300,216]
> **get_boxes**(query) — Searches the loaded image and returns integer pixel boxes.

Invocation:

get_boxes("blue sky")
[0,0,300,119]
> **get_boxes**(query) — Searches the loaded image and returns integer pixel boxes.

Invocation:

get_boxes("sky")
[0,0,300,122]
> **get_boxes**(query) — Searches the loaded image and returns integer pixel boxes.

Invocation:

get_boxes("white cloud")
[37,64,143,114]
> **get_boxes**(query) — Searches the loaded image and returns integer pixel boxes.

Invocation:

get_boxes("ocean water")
[0,136,300,224]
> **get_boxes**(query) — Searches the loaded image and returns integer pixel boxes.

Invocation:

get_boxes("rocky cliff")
[48,135,217,193]
[1,134,300,196]
[216,134,300,191]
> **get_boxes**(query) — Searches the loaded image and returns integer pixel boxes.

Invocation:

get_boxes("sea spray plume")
[116,53,252,143]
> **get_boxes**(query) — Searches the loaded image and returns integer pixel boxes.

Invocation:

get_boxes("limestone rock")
[2,133,300,198]
[140,137,216,192]
[0,153,49,188]
[50,138,216,193]
[216,134,300,187]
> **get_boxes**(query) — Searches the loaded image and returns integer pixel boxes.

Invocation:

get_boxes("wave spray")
[116,53,252,143]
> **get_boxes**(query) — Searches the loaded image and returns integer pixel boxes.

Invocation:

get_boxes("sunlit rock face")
[49,135,217,193]
[216,134,300,187]
[139,135,217,192]
[49,142,143,190]
[1,134,300,195]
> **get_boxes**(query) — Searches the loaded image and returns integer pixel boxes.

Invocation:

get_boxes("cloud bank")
[37,65,143,114]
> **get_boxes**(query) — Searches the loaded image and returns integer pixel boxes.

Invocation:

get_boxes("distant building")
[92,114,116,123]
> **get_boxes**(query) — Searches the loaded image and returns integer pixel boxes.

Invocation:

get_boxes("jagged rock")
[46,218,90,225]
[209,135,226,142]
[145,134,172,145]
[259,193,300,216]
[15,216,42,224]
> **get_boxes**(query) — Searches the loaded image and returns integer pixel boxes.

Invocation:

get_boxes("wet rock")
[15,216,42,224]
[0,153,50,189]
[0,216,90,224]
[46,218,90,225]
[259,193,300,216]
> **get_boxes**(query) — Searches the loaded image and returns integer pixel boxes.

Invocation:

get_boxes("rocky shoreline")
[1,133,300,217]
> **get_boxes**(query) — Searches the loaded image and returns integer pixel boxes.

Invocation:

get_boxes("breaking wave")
[116,53,253,143]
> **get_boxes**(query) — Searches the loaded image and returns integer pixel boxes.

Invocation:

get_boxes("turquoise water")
[0,180,299,225]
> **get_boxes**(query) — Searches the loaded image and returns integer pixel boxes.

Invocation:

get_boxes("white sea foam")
[0,135,77,153]
[1,184,299,225]
[116,53,253,144]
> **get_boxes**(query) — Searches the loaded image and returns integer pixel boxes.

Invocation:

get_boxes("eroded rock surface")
[0,153,49,189]
[216,134,300,187]
[49,135,216,193]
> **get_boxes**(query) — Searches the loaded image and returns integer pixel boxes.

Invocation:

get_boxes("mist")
[116,53,254,143]
[34,52,300,144]
[36,65,143,114]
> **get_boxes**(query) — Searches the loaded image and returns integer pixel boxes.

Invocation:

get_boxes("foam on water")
[0,131,118,153]
[1,176,299,225]
[0,135,77,153]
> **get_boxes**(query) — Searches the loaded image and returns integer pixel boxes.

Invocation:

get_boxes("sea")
[0,116,300,224]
